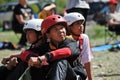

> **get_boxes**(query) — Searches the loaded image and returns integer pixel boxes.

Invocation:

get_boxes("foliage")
[0,0,16,4]
[54,0,66,14]
[0,31,20,44]
[30,3,40,13]
[86,25,105,39]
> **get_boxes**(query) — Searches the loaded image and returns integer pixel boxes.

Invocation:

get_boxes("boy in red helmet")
[28,15,87,80]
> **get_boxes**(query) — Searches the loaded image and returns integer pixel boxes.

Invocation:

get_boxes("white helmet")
[23,19,43,32]
[64,12,85,26]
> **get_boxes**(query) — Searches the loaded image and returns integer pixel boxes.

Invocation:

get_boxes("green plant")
[87,25,106,39]
[0,31,20,44]
[55,0,66,14]
[30,4,40,14]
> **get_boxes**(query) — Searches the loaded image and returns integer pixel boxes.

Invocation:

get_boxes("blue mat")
[92,44,112,52]
[92,41,120,52]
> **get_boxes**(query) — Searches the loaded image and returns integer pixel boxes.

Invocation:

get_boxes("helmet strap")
[31,31,42,46]
[69,28,80,37]
[71,31,80,37]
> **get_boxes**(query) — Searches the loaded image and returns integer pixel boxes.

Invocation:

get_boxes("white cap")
[23,19,43,32]
[64,12,85,26]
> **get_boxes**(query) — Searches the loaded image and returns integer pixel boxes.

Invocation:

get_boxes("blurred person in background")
[95,0,120,25]
[12,0,34,49]
[38,3,56,19]
[105,0,120,34]
[100,0,120,15]
[66,0,90,33]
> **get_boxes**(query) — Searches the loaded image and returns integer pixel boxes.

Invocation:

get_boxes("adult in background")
[66,0,90,33]
[12,0,34,49]
[95,0,120,25]
[105,0,120,34]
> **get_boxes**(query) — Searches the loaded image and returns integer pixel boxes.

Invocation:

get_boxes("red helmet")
[108,0,118,5]
[41,15,67,35]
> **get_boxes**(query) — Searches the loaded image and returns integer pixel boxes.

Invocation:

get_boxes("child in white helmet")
[0,19,44,80]
[64,12,94,80]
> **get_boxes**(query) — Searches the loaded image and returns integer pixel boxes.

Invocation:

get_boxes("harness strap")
[78,35,83,52]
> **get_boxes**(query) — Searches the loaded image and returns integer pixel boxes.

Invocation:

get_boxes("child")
[28,15,87,80]
[0,19,43,80]
[64,12,94,80]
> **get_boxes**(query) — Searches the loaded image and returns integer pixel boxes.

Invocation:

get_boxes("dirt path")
[91,50,120,80]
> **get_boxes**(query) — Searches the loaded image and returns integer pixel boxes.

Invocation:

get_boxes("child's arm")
[1,53,20,65]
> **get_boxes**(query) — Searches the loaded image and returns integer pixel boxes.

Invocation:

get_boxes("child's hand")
[6,57,18,70]
[28,57,41,68]
[1,57,10,65]
[28,57,38,66]
[28,56,49,68]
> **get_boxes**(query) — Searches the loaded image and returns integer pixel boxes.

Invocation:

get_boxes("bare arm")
[84,62,92,80]
[1,53,20,65]
[16,14,27,24]
[108,19,120,25]
[15,14,34,24]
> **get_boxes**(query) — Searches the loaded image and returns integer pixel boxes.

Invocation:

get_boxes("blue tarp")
[92,41,120,52]
[92,44,112,52]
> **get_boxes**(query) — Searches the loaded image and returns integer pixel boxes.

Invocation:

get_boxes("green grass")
[86,25,106,39]
[0,50,20,64]
[86,25,108,46]
[0,30,21,44]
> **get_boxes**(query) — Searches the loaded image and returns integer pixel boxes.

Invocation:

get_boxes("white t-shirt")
[77,34,93,64]
[106,12,120,22]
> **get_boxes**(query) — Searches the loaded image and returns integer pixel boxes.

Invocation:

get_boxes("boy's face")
[47,24,66,43]
[26,29,38,44]
[109,4,117,12]
[70,20,84,35]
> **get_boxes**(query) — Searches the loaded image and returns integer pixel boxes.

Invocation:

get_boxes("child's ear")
[46,33,50,39]
[46,33,51,42]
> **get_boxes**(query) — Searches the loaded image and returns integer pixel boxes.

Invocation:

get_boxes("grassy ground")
[0,22,120,80]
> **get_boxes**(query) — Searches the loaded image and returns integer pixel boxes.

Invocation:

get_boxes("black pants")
[31,60,77,80]
[0,66,13,80]
[46,60,77,80]
[66,8,89,33]
[0,62,27,80]
[0,60,84,80]
[6,61,28,80]
[12,24,27,46]
[18,31,27,46]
